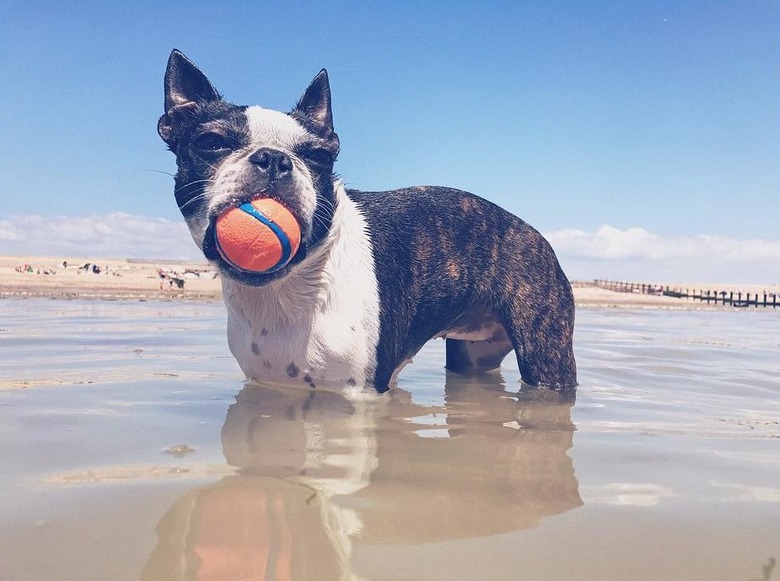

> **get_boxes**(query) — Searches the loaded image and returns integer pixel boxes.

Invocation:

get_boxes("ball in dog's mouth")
[215,198,301,273]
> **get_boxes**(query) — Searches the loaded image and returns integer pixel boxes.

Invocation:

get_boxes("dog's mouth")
[202,196,308,286]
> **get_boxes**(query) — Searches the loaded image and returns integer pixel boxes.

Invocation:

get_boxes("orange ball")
[215,198,301,273]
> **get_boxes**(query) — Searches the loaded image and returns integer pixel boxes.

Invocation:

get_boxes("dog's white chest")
[224,290,376,389]
[222,194,381,390]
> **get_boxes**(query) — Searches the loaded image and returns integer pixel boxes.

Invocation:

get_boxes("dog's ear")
[293,69,337,139]
[158,50,221,148]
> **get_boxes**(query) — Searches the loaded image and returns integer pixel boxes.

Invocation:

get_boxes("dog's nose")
[249,148,293,178]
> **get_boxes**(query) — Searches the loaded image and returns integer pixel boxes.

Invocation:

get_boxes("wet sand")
[0,296,778,581]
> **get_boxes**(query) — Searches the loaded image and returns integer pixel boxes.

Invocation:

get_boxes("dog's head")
[158,50,340,286]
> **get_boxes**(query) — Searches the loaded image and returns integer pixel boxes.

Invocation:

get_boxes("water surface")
[1,299,778,580]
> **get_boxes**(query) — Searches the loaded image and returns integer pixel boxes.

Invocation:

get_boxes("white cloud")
[0,213,202,261]
[1,214,777,284]
[545,226,780,284]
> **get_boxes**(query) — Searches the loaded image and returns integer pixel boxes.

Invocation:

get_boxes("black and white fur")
[159,50,577,393]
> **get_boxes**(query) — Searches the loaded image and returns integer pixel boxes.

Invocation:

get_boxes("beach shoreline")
[0,255,223,303]
[1,255,776,310]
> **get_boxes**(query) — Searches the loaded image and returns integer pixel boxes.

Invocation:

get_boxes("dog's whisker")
[312,204,336,228]
[179,192,211,212]
[143,168,177,178]
[310,194,336,231]
[314,197,337,215]
[311,215,330,232]
[175,178,214,195]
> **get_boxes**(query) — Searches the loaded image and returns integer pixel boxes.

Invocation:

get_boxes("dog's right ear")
[158,50,221,148]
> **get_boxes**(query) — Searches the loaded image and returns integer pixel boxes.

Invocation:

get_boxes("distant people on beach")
[78,263,112,275]
[13,261,120,277]
[14,263,55,275]
[157,268,185,291]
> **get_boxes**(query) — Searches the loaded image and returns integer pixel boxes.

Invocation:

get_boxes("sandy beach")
[0,255,222,302]
[1,254,776,309]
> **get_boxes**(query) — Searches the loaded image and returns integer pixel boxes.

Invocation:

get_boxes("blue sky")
[1,1,778,283]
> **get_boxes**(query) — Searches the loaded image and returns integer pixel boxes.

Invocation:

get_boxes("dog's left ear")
[293,69,337,140]
[158,50,221,148]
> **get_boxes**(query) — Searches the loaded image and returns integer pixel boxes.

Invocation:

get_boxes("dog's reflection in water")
[140,374,580,580]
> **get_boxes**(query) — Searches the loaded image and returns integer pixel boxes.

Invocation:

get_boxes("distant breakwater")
[591,280,779,309]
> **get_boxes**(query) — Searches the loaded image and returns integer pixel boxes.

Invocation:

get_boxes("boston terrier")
[158,50,577,393]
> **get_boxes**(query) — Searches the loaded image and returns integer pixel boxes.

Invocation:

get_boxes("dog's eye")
[194,132,230,153]
[307,149,333,166]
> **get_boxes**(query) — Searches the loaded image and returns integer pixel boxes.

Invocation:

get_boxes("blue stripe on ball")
[238,202,293,273]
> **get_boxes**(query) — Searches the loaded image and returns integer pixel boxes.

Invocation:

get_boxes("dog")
[158,50,577,393]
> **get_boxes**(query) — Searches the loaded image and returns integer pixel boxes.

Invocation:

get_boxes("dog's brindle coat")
[159,50,576,393]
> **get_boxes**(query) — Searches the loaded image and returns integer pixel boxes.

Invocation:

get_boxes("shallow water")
[0,299,778,581]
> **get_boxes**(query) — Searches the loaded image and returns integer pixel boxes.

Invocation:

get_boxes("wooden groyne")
[591,280,779,308]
